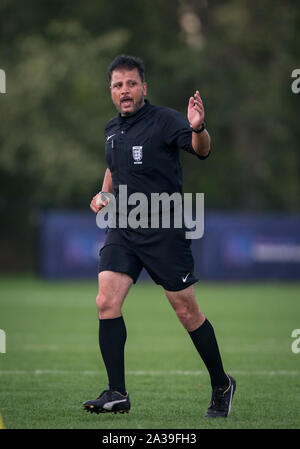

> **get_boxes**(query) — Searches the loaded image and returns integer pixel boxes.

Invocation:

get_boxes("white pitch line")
[0,369,299,376]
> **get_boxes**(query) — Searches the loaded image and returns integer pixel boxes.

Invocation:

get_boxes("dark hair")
[108,55,145,83]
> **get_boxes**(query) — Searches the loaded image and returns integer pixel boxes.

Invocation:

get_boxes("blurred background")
[0,0,299,281]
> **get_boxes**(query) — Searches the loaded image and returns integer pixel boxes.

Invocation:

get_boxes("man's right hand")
[90,193,109,214]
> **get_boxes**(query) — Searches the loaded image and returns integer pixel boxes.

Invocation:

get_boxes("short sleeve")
[160,108,210,160]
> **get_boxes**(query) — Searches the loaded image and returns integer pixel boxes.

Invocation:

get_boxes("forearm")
[192,129,211,157]
[90,168,113,213]
[101,168,113,193]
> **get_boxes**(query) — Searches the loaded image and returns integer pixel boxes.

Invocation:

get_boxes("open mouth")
[121,97,133,108]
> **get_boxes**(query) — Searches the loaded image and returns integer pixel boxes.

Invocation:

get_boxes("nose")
[121,84,129,96]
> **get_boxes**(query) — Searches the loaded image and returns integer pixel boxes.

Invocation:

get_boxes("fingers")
[188,96,195,106]
[187,90,205,128]
[188,91,203,112]
[193,90,202,101]
[90,195,100,213]
[90,194,109,214]
[193,90,203,110]
[192,90,205,121]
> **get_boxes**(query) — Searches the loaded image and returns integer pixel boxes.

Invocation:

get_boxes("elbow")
[194,143,210,158]
[200,145,210,158]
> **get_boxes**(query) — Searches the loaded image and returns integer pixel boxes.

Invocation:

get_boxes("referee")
[83,55,236,418]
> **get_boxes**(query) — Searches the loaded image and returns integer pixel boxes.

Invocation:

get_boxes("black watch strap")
[190,122,206,134]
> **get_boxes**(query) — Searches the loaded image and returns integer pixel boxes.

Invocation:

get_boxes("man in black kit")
[83,55,236,418]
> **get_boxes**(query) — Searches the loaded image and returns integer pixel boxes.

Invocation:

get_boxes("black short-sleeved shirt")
[99,100,209,289]
[104,99,208,221]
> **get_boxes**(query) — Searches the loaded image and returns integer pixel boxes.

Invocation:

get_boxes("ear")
[143,82,147,96]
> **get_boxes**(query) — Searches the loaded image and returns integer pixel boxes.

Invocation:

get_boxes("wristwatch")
[190,122,206,134]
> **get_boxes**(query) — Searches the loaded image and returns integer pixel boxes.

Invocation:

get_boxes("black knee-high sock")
[189,318,228,388]
[99,316,127,395]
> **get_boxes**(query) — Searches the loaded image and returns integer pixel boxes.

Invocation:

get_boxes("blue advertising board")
[192,212,300,280]
[40,211,300,281]
[40,211,105,279]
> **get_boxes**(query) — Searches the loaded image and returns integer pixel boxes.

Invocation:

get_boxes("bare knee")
[165,287,205,331]
[175,303,194,325]
[174,303,204,330]
[96,290,119,318]
[96,271,132,319]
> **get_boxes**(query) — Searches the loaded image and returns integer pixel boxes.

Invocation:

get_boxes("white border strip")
[0,369,298,376]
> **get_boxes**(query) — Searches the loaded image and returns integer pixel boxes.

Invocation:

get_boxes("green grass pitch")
[0,276,299,429]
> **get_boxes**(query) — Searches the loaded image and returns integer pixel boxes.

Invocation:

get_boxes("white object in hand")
[96,192,108,206]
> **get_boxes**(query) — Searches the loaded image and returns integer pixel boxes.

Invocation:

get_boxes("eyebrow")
[111,79,138,87]
[112,79,137,84]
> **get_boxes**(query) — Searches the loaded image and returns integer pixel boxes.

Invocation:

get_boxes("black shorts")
[98,227,198,291]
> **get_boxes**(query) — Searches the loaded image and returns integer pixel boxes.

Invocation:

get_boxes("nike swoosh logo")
[106,134,116,141]
[103,398,127,411]
[182,273,190,283]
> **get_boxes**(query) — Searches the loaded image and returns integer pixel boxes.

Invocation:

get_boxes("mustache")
[121,96,133,102]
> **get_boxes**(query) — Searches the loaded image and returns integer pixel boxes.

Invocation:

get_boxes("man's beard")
[118,96,145,117]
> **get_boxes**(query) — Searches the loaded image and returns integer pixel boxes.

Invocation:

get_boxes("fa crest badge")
[132,146,143,164]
